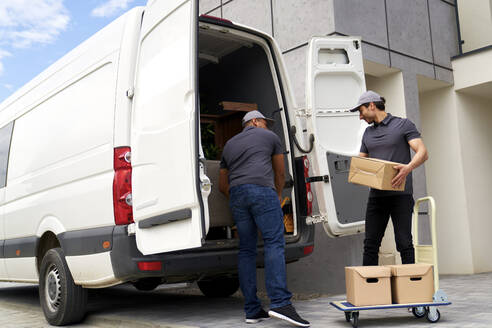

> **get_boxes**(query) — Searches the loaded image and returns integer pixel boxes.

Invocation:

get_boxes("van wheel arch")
[36,232,61,273]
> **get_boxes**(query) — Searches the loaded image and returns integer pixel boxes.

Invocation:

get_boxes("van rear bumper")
[110,224,314,282]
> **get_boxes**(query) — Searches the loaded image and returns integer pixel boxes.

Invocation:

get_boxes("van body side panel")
[65,252,118,287]
[5,63,116,241]
[0,189,7,279]
[0,12,129,280]
[4,258,37,282]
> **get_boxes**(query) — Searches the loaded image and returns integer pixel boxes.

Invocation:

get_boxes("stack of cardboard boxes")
[345,264,434,306]
[346,157,435,305]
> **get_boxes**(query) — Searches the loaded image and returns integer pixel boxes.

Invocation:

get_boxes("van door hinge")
[126,87,135,99]
[305,175,330,183]
[306,215,328,225]
[296,108,312,118]
[127,223,136,236]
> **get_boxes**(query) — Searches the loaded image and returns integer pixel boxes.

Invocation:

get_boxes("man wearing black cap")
[219,110,309,327]
[350,91,428,266]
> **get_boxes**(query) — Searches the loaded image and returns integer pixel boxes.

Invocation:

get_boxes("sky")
[0,0,148,102]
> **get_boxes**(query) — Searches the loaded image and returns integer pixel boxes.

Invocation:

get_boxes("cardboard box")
[345,266,392,306]
[388,264,434,304]
[348,156,405,191]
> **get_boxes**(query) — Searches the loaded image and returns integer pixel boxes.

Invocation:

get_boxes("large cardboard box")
[345,266,392,306]
[388,264,434,304]
[348,156,405,191]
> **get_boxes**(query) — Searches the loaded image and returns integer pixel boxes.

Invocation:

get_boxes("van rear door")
[131,0,206,255]
[304,36,369,237]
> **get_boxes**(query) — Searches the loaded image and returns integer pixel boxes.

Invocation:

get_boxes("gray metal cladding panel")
[327,153,369,224]
[429,0,459,68]
[386,0,433,62]
[272,0,335,51]
[199,0,221,14]
[333,0,388,48]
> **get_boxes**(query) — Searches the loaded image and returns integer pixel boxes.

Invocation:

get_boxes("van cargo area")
[197,23,298,243]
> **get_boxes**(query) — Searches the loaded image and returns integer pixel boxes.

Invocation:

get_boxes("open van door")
[304,36,369,237]
[131,0,207,255]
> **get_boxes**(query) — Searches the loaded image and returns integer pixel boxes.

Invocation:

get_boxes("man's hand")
[392,164,412,188]
[391,138,428,188]
[219,168,230,198]
[272,154,285,202]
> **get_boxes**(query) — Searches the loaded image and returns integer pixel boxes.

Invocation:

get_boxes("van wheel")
[197,276,239,298]
[39,248,88,326]
[132,278,161,291]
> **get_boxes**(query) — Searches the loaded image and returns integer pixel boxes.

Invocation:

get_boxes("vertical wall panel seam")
[383,0,392,67]
[426,0,437,79]
[270,0,274,37]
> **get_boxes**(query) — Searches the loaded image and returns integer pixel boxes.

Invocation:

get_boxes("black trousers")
[363,195,415,266]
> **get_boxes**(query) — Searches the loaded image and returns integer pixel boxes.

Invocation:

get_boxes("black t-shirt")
[220,126,283,190]
[360,113,421,197]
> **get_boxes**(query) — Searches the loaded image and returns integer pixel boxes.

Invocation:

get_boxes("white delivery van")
[0,0,370,325]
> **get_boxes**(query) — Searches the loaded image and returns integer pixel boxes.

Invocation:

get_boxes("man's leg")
[229,185,262,317]
[249,186,291,309]
[390,195,415,264]
[363,197,391,266]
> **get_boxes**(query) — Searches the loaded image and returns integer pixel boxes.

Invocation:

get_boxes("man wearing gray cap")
[219,110,309,327]
[350,91,428,266]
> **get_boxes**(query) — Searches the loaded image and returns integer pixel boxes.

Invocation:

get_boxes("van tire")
[197,276,239,298]
[39,248,88,326]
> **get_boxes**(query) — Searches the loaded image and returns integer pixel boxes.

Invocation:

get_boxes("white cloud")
[0,50,12,76]
[0,0,70,49]
[91,0,134,18]
[3,84,14,91]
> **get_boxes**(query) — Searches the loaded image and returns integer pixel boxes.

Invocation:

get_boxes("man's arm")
[392,138,429,188]
[272,154,285,201]
[359,152,368,157]
[219,168,230,198]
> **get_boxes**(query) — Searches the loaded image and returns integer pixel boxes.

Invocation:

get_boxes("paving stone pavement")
[0,272,490,327]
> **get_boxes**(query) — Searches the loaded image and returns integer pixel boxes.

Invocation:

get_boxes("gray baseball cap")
[350,90,384,112]
[242,110,275,127]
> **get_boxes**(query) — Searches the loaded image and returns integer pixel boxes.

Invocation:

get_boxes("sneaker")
[245,308,270,324]
[268,304,310,327]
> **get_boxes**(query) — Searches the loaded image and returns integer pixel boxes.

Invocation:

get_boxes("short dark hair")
[362,96,386,111]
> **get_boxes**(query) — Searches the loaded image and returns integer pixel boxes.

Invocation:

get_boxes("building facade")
[199,0,490,294]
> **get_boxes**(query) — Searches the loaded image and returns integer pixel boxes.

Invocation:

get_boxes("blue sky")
[0,0,148,102]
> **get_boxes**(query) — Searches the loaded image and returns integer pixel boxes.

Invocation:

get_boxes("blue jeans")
[229,184,292,317]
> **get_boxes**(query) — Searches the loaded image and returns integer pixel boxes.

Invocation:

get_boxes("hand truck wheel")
[412,306,427,318]
[350,311,359,328]
[426,307,441,323]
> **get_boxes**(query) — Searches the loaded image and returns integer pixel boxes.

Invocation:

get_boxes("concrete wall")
[419,82,492,274]
[199,0,462,293]
[419,87,475,274]
[451,50,492,273]
[458,0,492,52]
[455,93,492,273]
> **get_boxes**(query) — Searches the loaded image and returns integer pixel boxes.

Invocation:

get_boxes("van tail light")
[303,245,314,255]
[113,147,133,225]
[138,261,162,271]
[199,14,233,26]
[303,156,313,216]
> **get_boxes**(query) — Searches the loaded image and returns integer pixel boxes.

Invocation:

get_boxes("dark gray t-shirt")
[360,113,421,197]
[220,126,283,189]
